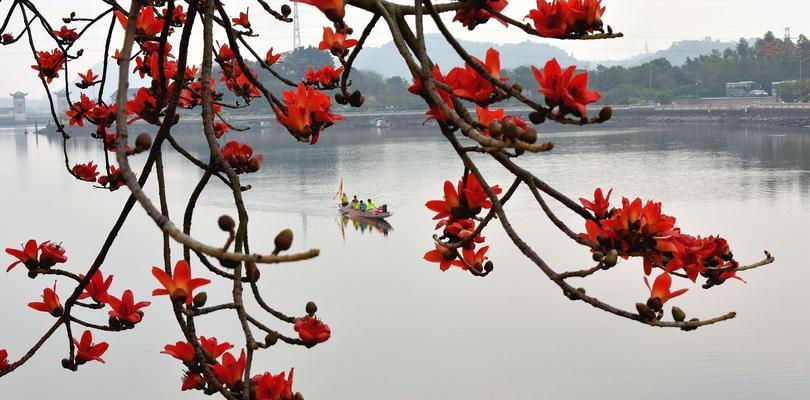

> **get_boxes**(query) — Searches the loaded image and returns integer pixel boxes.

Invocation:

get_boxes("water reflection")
[338,214,393,238]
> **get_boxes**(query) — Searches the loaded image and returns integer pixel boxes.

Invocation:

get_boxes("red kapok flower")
[294,316,331,344]
[66,93,96,127]
[151,260,211,305]
[52,26,79,42]
[265,48,282,65]
[253,369,295,400]
[28,283,63,317]
[31,49,65,84]
[162,341,196,363]
[221,141,263,174]
[214,121,229,138]
[568,0,606,33]
[305,65,343,88]
[77,69,99,89]
[38,241,67,268]
[73,330,109,365]
[294,0,345,23]
[318,27,358,56]
[200,336,233,359]
[426,181,461,220]
[79,271,114,303]
[527,0,571,38]
[232,11,251,29]
[454,245,489,271]
[6,239,40,272]
[73,161,100,182]
[0,348,9,371]
[275,83,345,145]
[115,6,165,37]
[645,272,688,307]
[106,289,151,324]
[454,0,508,30]
[561,68,601,117]
[182,371,206,391]
[579,187,612,219]
[447,48,507,106]
[211,350,247,388]
[423,244,459,272]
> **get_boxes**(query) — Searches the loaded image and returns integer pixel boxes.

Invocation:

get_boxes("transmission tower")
[292,2,301,49]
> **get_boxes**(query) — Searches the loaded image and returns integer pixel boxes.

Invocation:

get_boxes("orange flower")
[275,83,345,145]
[115,6,164,37]
[318,27,357,56]
[644,272,688,308]
[77,69,99,88]
[232,10,251,29]
[265,48,282,65]
[28,283,63,317]
[151,260,210,305]
[294,0,345,23]
[211,350,246,388]
[73,330,108,365]
[31,49,64,84]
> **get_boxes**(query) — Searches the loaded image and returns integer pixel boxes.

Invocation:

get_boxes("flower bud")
[247,262,260,281]
[274,229,294,253]
[484,261,494,273]
[294,392,304,400]
[193,292,208,308]
[599,106,613,122]
[306,301,318,315]
[76,49,84,57]
[487,120,502,137]
[602,250,618,268]
[511,83,523,93]
[265,331,279,346]
[135,133,152,152]
[281,4,292,17]
[521,127,538,144]
[528,111,546,125]
[680,318,700,332]
[646,296,663,312]
[218,215,235,232]
[61,358,75,371]
[635,302,655,320]
[671,306,686,322]
[348,90,362,106]
[27,270,38,279]
[502,120,517,138]
[335,93,347,105]
[576,287,586,295]
[591,251,604,262]
[219,258,239,269]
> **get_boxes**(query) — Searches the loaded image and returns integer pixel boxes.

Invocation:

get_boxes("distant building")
[725,81,762,97]
[0,92,27,124]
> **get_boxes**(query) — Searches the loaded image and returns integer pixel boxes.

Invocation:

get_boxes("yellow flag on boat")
[334,177,344,200]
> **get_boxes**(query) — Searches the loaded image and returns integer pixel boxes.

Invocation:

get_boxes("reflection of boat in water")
[339,205,392,219]
[340,214,393,236]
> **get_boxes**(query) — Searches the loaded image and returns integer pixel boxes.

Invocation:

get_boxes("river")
[0,122,808,399]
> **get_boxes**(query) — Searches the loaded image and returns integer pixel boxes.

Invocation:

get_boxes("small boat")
[339,205,392,219]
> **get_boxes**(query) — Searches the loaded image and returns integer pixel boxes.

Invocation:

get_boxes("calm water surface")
[0,123,808,399]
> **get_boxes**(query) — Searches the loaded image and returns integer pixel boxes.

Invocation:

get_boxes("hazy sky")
[1,0,809,97]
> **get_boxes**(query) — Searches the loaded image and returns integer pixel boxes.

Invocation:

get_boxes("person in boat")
[340,193,349,207]
[351,196,360,210]
[359,200,367,211]
[366,198,376,213]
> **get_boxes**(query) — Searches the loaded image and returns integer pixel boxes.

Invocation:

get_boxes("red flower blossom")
[126,87,159,124]
[77,69,99,89]
[5,239,39,272]
[31,49,64,84]
[294,0,345,23]
[115,6,165,37]
[645,272,688,306]
[98,165,127,189]
[0,348,9,371]
[232,11,251,29]
[151,260,211,305]
[454,245,489,271]
[425,181,461,221]
[73,330,109,365]
[253,369,295,400]
[200,336,233,359]
[72,161,100,182]
[211,350,246,388]
[106,289,150,324]
[66,93,96,127]
[568,0,605,33]
[39,241,67,268]
[579,187,612,219]
[305,65,343,88]
[28,283,63,317]
[214,121,229,138]
[162,341,196,363]
[460,173,502,211]
[79,271,114,303]
[532,58,600,117]
[527,0,571,38]
[426,173,501,220]
[423,244,458,272]
[52,25,79,42]
[182,371,205,391]
[265,48,282,65]
[318,27,357,55]
[446,48,506,106]
[221,141,263,174]
[454,0,508,30]
[275,83,345,145]
[294,316,331,344]
[163,5,188,26]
